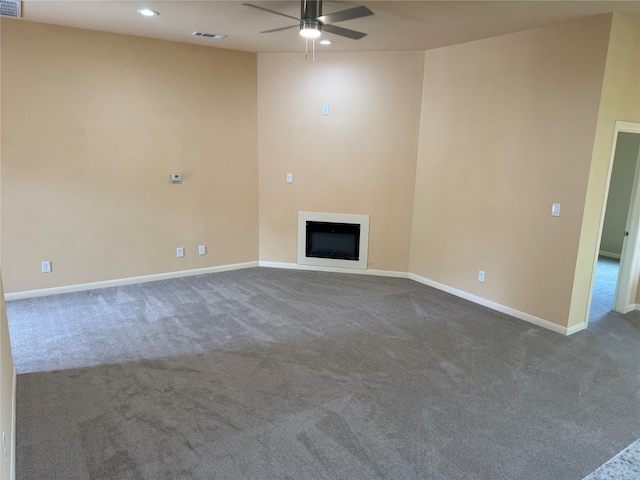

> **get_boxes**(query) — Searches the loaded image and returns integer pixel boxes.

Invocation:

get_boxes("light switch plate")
[551,203,561,217]
[286,173,293,183]
[177,247,184,258]
[322,104,329,116]
[198,245,206,255]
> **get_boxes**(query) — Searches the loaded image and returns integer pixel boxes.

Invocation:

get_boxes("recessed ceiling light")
[137,8,159,17]
[318,39,333,45]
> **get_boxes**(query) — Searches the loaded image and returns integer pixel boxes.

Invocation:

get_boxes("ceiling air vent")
[0,0,21,18]
[192,31,227,40]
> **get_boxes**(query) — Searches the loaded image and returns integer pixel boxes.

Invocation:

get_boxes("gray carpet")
[7,267,640,480]
[589,256,620,322]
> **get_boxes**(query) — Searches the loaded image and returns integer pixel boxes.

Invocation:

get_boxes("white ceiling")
[18,1,640,54]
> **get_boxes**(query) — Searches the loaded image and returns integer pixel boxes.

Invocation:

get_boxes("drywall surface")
[1,21,16,478]
[567,14,640,325]
[1,20,259,293]
[0,273,14,480]
[600,132,640,257]
[257,51,424,272]
[410,15,612,328]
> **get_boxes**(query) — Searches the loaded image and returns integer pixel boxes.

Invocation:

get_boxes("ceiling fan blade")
[261,24,299,34]
[317,6,373,25]
[242,3,300,22]
[322,23,368,40]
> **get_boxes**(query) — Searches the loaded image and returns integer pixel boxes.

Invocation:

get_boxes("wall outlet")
[42,261,51,273]
[198,245,206,255]
[177,247,184,258]
[171,173,182,182]
[286,173,293,183]
[2,431,7,462]
[478,270,485,282]
[322,104,329,115]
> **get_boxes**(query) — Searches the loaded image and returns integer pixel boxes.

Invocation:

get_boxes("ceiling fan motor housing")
[301,0,322,20]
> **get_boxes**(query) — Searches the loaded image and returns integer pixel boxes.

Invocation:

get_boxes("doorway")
[590,122,640,323]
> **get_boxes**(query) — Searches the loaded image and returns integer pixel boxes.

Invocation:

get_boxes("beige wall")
[409,15,612,328]
[1,19,259,293]
[568,13,640,325]
[257,52,424,272]
[600,132,640,256]
[1,21,17,478]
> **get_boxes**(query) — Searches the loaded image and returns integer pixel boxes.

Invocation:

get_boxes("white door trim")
[613,121,640,313]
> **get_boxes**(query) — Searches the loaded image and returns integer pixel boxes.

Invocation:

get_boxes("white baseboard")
[599,250,621,259]
[566,322,588,335]
[4,261,259,301]
[258,261,408,278]
[407,273,572,335]
[366,269,409,278]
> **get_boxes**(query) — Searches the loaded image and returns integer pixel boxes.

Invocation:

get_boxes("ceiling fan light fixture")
[136,8,159,17]
[299,22,321,38]
[318,39,333,45]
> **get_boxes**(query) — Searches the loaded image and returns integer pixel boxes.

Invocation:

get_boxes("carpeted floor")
[589,256,620,323]
[7,266,640,480]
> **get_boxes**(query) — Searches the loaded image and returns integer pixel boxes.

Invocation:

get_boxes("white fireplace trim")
[298,212,369,270]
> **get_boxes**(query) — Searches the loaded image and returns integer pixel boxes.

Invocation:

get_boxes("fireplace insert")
[305,221,360,261]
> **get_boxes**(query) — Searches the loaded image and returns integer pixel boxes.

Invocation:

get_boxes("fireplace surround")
[298,212,369,270]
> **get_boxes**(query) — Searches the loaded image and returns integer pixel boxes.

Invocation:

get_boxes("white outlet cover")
[478,271,485,282]
[177,247,184,258]
[42,261,51,273]
[322,104,329,115]
[286,173,293,183]
[198,245,206,255]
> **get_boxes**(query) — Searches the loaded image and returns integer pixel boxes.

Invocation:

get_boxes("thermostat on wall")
[171,173,182,182]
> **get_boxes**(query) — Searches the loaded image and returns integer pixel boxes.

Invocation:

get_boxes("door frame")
[613,122,640,313]
[591,121,640,319]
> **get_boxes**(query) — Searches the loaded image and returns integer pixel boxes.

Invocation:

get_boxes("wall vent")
[0,0,21,18]
[192,31,227,40]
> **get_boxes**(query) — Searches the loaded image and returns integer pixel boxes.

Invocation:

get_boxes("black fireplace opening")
[306,221,360,261]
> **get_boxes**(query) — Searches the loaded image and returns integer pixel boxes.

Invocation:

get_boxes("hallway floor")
[589,256,620,323]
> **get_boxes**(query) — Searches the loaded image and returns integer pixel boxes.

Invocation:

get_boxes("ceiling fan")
[243,0,374,40]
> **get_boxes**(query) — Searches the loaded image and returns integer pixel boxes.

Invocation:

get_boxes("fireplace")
[306,221,360,261]
[298,212,369,270]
